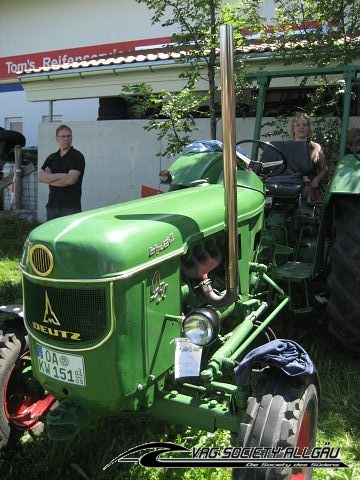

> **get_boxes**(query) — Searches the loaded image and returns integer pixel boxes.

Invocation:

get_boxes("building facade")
[0,0,276,146]
[1,1,358,221]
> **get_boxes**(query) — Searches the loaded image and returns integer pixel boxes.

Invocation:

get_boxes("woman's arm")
[311,143,328,188]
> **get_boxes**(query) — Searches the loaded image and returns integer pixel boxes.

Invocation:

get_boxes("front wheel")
[0,320,55,450]
[233,370,318,480]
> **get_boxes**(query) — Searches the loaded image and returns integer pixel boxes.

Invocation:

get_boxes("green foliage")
[271,0,360,67]
[126,0,359,157]
[125,0,265,156]
[0,214,38,258]
[311,352,360,480]
[252,1,360,151]
[221,0,266,45]
[0,258,22,304]
[131,0,224,154]
[123,84,207,157]
[0,214,38,305]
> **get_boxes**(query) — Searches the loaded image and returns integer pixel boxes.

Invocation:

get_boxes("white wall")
[37,115,360,222]
[37,118,258,222]
[0,0,276,56]
[0,0,172,57]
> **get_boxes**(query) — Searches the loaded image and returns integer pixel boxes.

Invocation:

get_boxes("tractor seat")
[274,260,314,313]
[261,141,313,198]
[265,175,303,198]
[275,261,313,280]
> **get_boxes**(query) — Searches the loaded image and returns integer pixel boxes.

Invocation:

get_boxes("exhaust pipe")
[199,25,239,307]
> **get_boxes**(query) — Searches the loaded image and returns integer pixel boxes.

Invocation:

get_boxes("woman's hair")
[289,113,313,140]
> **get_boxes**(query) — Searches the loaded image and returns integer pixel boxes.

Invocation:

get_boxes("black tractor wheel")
[233,370,318,480]
[327,195,360,353]
[0,321,55,450]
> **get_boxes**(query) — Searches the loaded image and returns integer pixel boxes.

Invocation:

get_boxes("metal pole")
[198,26,239,308]
[220,24,239,302]
[252,73,270,160]
[14,145,22,210]
[339,67,355,159]
[49,100,54,122]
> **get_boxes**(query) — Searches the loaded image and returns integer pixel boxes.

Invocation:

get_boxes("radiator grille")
[29,244,53,276]
[24,278,108,345]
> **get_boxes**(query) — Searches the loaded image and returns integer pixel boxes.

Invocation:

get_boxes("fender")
[324,154,360,204]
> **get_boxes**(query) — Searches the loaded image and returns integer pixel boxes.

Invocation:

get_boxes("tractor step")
[275,261,313,280]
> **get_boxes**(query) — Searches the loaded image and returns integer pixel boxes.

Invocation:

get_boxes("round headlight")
[182,308,220,346]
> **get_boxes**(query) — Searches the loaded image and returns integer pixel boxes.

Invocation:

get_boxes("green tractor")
[1,25,359,479]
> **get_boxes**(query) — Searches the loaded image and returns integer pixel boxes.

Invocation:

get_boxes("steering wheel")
[351,135,360,161]
[235,139,288,177]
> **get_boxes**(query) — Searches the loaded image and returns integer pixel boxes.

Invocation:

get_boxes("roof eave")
[17,58,182,82]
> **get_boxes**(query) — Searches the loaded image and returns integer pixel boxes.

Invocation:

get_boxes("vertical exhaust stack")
[220,24,239,301]
[199,25,239,307]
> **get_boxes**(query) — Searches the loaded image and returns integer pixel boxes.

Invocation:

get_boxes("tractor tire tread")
[327,196,360,352]
[0,321,28,450]
[233,370,318,480]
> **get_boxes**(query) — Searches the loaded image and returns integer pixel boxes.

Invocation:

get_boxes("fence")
[0,146,38,219]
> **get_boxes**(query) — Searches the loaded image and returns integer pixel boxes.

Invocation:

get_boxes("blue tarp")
[184,140,246,156]
[234,339,315,384]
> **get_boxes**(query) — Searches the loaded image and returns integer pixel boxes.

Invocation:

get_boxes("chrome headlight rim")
[182,308,220,346]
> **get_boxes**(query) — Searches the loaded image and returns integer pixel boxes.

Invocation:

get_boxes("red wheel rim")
[4,350,55,430]
[290,409,311,480]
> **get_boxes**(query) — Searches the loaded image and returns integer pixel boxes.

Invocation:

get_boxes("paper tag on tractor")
[174,338,202,379]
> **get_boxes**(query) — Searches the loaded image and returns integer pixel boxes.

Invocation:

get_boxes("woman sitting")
[289,113,328,196]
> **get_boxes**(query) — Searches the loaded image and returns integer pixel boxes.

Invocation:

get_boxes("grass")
[0,213,38,305]
[0,215,359,480]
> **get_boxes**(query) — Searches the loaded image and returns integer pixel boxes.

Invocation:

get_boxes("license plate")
[35,344,86,387]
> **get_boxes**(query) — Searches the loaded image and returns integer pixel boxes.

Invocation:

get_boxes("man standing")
[39,124,85,221]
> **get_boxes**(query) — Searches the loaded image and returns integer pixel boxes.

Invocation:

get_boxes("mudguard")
[324,154,360,203]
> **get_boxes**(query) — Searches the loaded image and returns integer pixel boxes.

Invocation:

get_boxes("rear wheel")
[327,196,360,353]
[233,370,318,480]
[0,321,55,450]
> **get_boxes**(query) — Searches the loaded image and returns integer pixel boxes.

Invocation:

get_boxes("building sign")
[0,37,171,81]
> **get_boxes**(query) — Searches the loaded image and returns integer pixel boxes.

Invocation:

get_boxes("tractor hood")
[21,175,264,280]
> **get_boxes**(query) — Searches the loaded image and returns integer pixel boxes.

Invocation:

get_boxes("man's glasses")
[57,135,72,138]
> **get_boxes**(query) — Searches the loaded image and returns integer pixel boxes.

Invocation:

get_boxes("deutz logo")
[43,291,61,326]
[32,291,82,341]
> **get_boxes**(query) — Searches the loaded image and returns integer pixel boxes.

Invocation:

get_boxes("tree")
[125,0,360,158]
[262,0,360,158]
[270,0,360,67]
[124,0,263,157]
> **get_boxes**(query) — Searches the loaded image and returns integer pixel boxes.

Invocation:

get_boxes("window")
[42,115,63,123]
[5,117,23,133]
